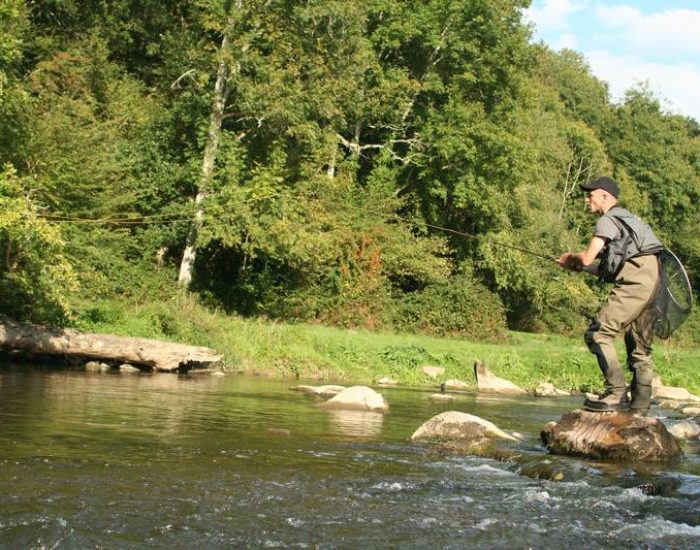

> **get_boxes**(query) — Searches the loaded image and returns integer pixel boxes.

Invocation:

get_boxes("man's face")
[584,189,610,213]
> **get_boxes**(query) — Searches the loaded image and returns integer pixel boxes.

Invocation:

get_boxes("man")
[557,177,662,413]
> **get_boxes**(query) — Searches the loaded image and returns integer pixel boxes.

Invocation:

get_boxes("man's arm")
[557,236,607,273]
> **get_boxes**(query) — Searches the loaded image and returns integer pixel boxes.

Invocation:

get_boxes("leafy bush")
[395,270,507,341]
[0,165,76,323]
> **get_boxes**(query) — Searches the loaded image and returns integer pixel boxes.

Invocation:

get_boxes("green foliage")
[0,165,76,322]
[395,267,507,340]
[1,0,699,347]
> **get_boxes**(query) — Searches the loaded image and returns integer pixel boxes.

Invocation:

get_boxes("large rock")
[473,360,527,395]
[411,411,518,456]
[319,386,389,412]
[541,410,682,461]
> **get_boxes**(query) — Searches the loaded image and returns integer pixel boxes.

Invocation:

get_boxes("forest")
[2,0,699,343]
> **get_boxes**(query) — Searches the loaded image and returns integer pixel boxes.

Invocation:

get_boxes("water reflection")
[326,409,384,438]
[1,365,699,549]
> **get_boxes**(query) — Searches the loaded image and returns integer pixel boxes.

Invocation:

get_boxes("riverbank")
[69,297,700,395]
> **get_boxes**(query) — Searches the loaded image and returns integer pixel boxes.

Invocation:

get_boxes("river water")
[0,366,699,549]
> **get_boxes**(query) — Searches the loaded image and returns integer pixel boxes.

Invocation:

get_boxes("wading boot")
[629,382,652,415]
[583,386,629,412]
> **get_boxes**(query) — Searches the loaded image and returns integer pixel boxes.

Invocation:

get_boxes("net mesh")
[653,249,693,339]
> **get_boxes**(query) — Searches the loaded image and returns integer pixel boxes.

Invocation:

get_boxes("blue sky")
[524,1,700,122]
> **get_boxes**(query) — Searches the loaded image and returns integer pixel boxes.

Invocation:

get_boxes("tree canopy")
[2,0,699,341]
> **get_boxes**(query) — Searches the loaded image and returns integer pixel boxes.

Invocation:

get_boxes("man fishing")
[557,177,663,413]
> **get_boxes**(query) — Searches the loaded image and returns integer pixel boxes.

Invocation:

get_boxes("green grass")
[70,296,700,395]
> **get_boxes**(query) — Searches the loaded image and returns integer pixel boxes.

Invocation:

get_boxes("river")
[1,365,699,549]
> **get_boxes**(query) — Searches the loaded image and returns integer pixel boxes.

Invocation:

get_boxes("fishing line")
[39,193,560,265]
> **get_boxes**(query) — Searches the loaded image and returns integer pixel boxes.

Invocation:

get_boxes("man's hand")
[557,252,583,271]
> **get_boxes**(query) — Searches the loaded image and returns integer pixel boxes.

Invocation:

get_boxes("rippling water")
[1,365,699,549]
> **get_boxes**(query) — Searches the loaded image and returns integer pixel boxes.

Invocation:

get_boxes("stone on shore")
[319,386,389,412]
[534,382,569,397]
[411,411,518,456]
[652,375,700,402]
[443,379,470,391]
[422,365,445,379]
[541,410,682,461]
[473,361,527,396]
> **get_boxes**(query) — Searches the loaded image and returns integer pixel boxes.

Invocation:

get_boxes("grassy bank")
[71,297,700,395]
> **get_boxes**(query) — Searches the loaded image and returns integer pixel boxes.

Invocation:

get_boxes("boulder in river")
[541,410,682,462]
[473,360,527,396]
[319,386,389,412]
[411,411,519,455]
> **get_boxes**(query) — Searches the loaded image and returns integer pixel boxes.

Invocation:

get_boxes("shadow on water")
[1,364,699,548]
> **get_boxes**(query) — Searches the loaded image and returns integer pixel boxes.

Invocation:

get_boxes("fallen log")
[0,317,223,372]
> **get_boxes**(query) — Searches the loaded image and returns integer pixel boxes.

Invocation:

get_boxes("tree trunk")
[0,317,222,372]
[178,35,230,290]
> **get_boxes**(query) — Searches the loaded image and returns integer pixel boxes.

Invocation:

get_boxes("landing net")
[653,249,693,339]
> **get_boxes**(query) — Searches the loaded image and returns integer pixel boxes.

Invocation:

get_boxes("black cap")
[579,177,619,198]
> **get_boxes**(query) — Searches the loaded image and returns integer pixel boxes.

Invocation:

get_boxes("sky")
[523,1,700,122]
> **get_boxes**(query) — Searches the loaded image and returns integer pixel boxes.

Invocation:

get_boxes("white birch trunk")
[178,35,230,290]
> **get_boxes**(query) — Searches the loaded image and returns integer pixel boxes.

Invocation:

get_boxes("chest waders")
[583,209,663,413]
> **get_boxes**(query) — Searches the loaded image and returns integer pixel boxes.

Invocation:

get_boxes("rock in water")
[319,386,389,412]
[411,411,518,455]
[541,410,682,461]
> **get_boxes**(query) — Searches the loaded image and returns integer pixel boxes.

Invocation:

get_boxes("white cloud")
[525,2,700,121]
[586,50,700,121]
[554,32,578,50]
[525,0,585,32]
[594,5,700,58]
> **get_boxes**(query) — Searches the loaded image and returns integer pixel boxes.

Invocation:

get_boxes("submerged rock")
[519,456,600,483]
[411,411,519,456]
[84,361,110,373]
[319,386,389,412]
[119,363,140,373]
[541,410,682,462]
[428,393,455,402]
[291,384,346,397]
[473,360,527,396]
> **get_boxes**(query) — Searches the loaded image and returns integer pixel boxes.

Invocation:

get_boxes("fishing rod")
[39,191,561,263]
[395,215,560,263]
